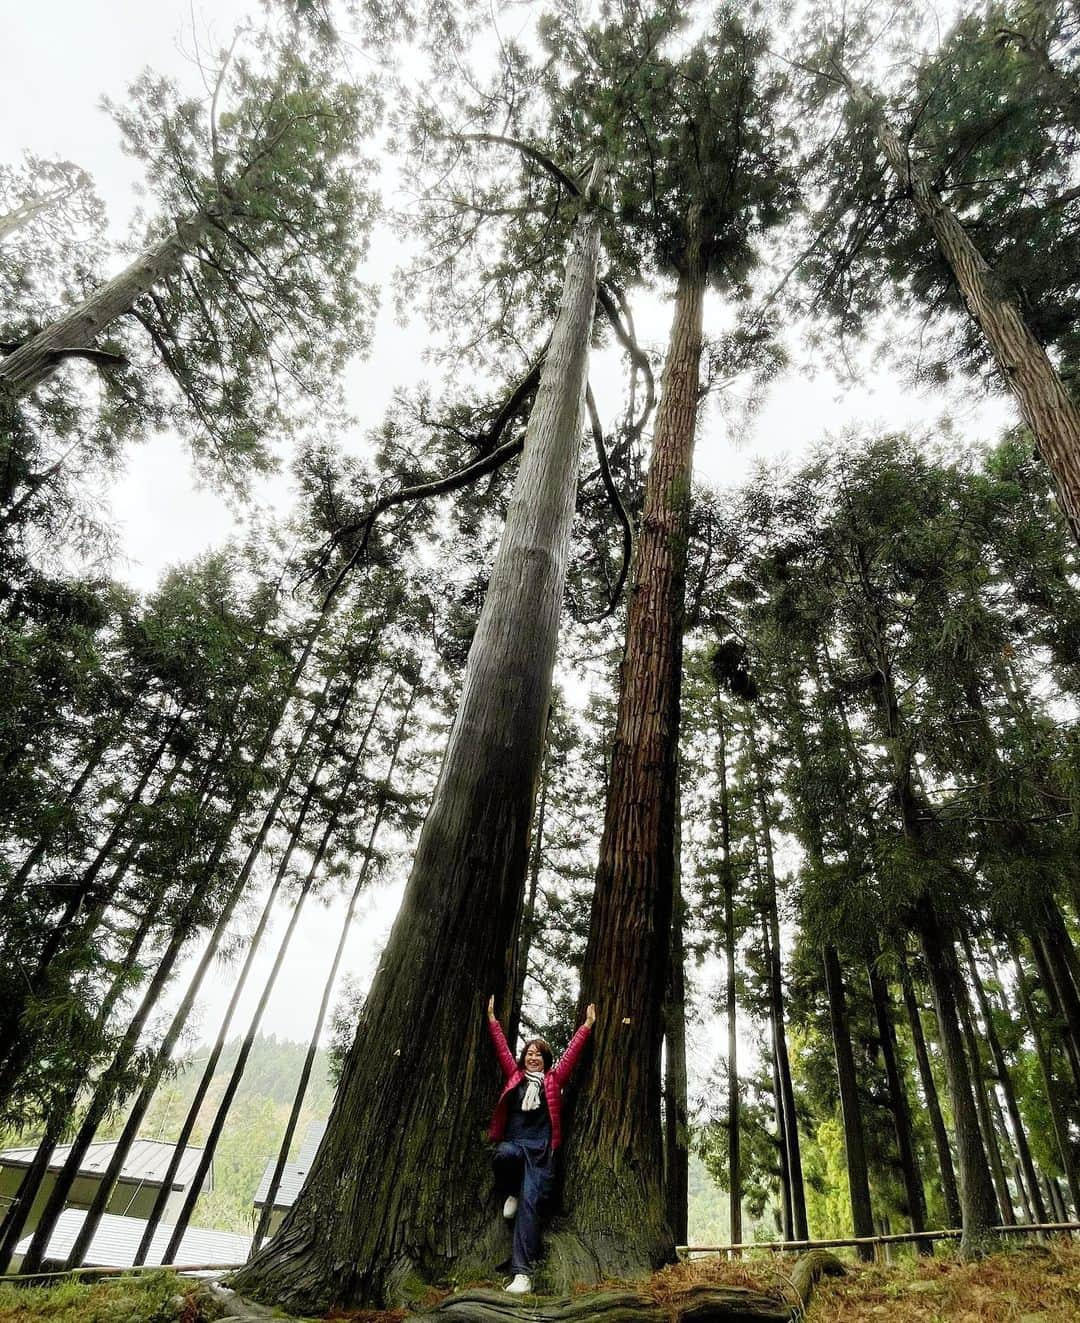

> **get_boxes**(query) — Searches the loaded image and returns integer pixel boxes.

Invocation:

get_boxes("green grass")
[0,1270,218,1323]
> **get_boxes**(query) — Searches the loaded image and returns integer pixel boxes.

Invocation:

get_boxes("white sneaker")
[504,1274,531,1294]
[502,1195,518,1219]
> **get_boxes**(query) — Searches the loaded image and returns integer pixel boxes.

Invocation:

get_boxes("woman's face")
[523,1042,545,1072]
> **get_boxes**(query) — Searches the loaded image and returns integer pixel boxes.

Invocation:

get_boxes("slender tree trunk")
[822,945,874,1260]
[961,934,1046,1223]
[1014,952,1080,1216]
[867,960,931,1251]
[54,666,339,1270]
[663,798,688,1246]
[250,683,418,1254]
[127,672,386,1266]
[715,704,741,1250]
[898,958,961,1228]
[553,208,705,1289]
[912,899,1001,1254]
[0,712,184,1094]
[765,927,794,1244]
[233,173,603,1314]
[0,896,160,1271]
[1027,930,1080,1095]
[0,220,205,405]
[957,974,1016,1226]
[753,764,808,1243]
[834,65,1080,545]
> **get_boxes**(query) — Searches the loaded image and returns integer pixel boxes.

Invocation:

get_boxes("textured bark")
[663,809,689,1245]
[250,685,418,1255]
[509,729,550,1048]
[822,945,874,1261]
[866,961,931,1251]
[716,705,741,1250]
[961,935,1046,1224]
[912,900,1000,1254]
[232,180,602,1313]
[551,212,705,1289]
[0,220,204,403]
[1014,952,1080,1216]
[898,958,961,1227]
[836,67,1080,546]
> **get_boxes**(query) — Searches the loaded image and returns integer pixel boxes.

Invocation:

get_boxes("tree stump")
[416,1252,845,1323]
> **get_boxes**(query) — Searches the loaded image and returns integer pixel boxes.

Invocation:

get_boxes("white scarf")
[521,1071,545,1111]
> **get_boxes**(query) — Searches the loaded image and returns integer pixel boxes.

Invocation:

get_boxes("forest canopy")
[1,0,1079,1317]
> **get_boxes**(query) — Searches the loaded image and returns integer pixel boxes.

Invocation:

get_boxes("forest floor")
[0,1241,1078,1323]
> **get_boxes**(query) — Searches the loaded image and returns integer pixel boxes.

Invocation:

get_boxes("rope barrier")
[677,1221,1080,1256]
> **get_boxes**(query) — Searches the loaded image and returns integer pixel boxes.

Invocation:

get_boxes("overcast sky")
[4,2,1019,1095]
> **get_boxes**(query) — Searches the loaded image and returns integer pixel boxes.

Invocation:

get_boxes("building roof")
[0,1138,206,1192]
[253,1119,326,1211]
[14,1208,250,1269]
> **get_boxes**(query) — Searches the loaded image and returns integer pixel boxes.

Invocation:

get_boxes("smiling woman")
[486,996,595,1295]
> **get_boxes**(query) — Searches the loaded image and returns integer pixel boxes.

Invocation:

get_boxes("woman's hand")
[585,1003,596,1028]
[487,995,497,1022]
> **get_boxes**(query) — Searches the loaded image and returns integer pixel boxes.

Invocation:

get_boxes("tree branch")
[581,383,634,623]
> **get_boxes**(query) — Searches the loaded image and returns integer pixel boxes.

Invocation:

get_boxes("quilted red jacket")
[487,1016,591,1151]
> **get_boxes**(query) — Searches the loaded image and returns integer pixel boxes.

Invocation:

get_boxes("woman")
[486,995,596,1295]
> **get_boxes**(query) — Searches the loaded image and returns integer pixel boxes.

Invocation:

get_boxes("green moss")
[0,1271,222,1323]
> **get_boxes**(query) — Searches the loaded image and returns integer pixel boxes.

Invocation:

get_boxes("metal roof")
[14,1209,251,1268]
[0,1138,206,1191]
[252,1119,326,1210]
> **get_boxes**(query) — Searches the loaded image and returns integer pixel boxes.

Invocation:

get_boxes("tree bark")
[835,65,1080,545]
[1027,929,1080,1096]
[232,172,603,1314]
[898,958,961,1228]
[866,960,931,1251]
[551,209,705,1289]
[663,798,689,1245]
[961,934,1046,1224]
[822,945,874,1260]
[0,220,204,404]
[509,722,550,1049]
[767,969,794,1245]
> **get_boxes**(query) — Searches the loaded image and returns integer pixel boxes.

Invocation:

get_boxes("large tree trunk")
[716,704,741,1250]
[866,960,931,1251]
[822,945,874,1260]
[961,935,1046,1224]
[912,899,1000,1254]
[898,957,961,1227]
[0,220,203,404]
[231,174,603,1315]
[834,66,1080,545]
[663,800,689,1245]
[549,211,705,1290]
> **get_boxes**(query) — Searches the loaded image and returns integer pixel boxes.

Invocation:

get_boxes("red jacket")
[487,1016,591,1151]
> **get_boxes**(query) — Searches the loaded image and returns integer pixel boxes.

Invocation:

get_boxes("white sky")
[3,2,1018,1083]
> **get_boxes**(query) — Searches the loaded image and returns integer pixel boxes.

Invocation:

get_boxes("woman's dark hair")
[518,1037,553,1071]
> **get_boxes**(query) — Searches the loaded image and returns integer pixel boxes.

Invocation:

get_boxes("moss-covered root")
[413,1254,847,1323]
[787,1250,846,1312]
